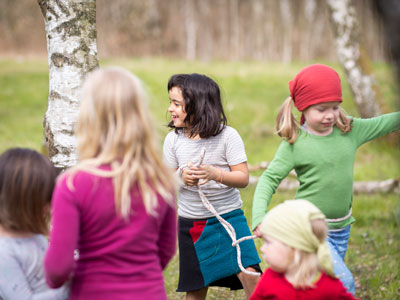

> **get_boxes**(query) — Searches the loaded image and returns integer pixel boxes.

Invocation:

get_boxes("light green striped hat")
[260,199,334,276]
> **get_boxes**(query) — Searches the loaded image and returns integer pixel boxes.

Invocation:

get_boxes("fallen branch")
[249,161,297,177]
[248,176,400,194]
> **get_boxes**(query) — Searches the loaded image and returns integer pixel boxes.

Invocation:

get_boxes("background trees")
[1,0,387,63]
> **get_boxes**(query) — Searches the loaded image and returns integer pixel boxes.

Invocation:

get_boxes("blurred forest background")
[0,0,389,62]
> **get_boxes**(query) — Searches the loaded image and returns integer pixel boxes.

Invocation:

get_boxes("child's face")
[303,101,341,136]
[260,235,293,273]
[168,87,187,128]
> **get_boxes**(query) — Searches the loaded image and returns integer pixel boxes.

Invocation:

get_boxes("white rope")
[181,147,260,276]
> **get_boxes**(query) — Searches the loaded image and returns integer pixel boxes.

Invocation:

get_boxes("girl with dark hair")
[0,148,68,299]
[164,73,261,300]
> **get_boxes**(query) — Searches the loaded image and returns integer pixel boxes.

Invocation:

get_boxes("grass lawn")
[0,58,399,299]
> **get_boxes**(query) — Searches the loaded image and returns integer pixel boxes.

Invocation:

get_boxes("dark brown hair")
[167,73,227,138]
[0,148,57,235]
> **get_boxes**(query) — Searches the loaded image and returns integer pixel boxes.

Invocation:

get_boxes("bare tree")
[229,0,240,60]
[327,0,381,117]
[280,0,293,64]
[38,0,98,169]
[184,0,197,60]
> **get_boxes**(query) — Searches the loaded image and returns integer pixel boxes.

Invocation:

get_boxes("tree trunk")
[38,0,98,169]
[279,0,293,64]
[229,0,240,60]
[327,0,381,118]
[184,0,197,60]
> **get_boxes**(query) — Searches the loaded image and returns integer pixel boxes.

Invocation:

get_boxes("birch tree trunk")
[327,0,381,118]
[38,0,98,169]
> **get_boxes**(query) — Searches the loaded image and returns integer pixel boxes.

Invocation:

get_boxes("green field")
[0,58,399,299]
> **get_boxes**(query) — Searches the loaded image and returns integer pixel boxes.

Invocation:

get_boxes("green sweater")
[252,112,400,230]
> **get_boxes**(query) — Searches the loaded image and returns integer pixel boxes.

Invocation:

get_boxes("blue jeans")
[326,225,356,295]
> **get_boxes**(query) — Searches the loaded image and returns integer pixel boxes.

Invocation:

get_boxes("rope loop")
[182,147,260,276]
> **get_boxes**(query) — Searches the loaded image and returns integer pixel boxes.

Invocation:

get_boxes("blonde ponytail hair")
[287,219,328,288]
[336,108,353,133]
[276,98,352,144]
[68,67,177,219]
[276,97,299,144]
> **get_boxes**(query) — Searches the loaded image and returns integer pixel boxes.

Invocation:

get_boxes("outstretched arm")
[252,141,294,231]
[353,112,400,146]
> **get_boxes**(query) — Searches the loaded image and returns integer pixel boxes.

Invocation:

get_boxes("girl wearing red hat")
[251,64,400,296]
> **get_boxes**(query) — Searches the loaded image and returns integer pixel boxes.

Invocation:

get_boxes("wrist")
[217,168,224,184]
[176,167,184,178]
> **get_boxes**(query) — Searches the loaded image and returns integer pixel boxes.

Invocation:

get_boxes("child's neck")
[0,224,34,238]
[284,268,320,286]
[184,129,201,140]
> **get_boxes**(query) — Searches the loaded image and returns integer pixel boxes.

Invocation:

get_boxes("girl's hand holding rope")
[181,162,199,186]
[188,164,220,186]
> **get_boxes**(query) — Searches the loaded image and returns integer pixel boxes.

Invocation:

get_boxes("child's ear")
[288,247,296,262]
[43,203,51,217]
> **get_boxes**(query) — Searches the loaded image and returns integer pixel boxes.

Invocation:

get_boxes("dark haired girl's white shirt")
[163,126,247,219]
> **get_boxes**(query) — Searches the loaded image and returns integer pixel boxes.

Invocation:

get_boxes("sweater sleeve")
[44,174,80,288]
[0,243,69,300]
[0,251,36,300]
[251,141,295,230]
[157,200,177,269]
[352,112,400,147]
[249,272,269,300]
[163,132,178,169]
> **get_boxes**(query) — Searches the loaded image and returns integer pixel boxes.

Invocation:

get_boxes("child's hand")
[190,164,219,185]
[253,224,262,238]
[181,162,199,186]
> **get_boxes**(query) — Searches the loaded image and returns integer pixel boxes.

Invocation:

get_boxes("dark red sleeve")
[318,273,360,300]
[250,272,269,300]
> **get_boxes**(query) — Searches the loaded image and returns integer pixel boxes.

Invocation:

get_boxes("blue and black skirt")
[177,209,261,292]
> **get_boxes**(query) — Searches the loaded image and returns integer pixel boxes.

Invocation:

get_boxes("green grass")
[0,58,399,299]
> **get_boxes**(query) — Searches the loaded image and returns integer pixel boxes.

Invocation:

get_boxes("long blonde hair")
[69,67,177,218]
[287,219,328,288]
[276,97,352,144]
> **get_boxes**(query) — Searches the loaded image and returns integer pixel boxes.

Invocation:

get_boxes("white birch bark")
[38,0,98,169]
[327,0,381,118]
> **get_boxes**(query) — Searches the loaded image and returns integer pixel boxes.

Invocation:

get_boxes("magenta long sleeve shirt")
[44,169,177,300]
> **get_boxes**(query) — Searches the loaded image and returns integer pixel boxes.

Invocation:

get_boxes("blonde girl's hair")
[69,66,177,219]
[287,219,328,289]
[275,97,353,144]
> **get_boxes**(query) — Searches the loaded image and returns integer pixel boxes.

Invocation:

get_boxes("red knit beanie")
[289,64,342,124]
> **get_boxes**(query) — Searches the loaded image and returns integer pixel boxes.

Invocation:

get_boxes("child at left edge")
[0,148,69,299]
